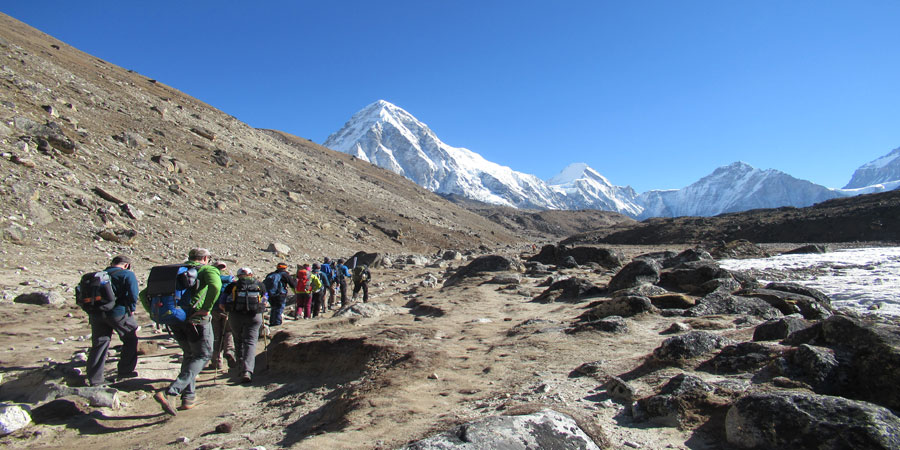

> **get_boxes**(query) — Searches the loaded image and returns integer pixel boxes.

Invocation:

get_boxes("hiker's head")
[276,262,288,270]
[110,255,132,270]
[214,261,227,271]
[337,258,345,265]
[323,257,331,263]
[189,248,212,263]
[312,263,320,271]
[237,267,253,277]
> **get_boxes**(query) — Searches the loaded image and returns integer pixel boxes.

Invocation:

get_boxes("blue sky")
[3,1,899,191]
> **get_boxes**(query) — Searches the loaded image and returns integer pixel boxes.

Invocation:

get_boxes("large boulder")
[444,255,521,287]
[346,251,387,268]
[529,245,623,269]
[726,391,900,450]
[699,342,782,374]
[782,315,900,411]
[685,292,783,320]
[633,374,731,429]
[13,291,66,306]
[607,259,661,292]
[659,261,734,294]
[579,296,655,320]
[742,288,832,320]
[653,331,735,364]
[569,315,629,334]
[662,248,713,268]
[0,404,31,436]
[783,244,830,254]
[708,240,770,260]
[787,344,842,394]
[752,316,811,341]
[398,409,603,449]
[533,277,603,303]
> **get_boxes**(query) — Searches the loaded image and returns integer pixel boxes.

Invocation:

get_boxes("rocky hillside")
[0,13,520,276]
[561,190,900,246]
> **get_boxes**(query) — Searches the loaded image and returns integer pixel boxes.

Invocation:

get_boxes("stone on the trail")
[559,255,579,268]
[69,386,120,408]
[633,373,719,428]
[397,409,603,450]
[699,342,782,374]
[533,277,603,303]
[72,352,87,362]
[607,259,661,292]
[485,274,520,285]
[13,291,65,306]
[662,248,713,268]
[579,296,655,319]
[708,240,769,259]
[0,404,31,436]
[334,302,402,318]
[266,242,291,256]
[661,322,691,334]
[571,315,628,334]
[698,277,742,295]
[743,288,832,320]
[610,284,669,298]
[659,261,734,294]
[725,391,900,450]
[653,331,735,363]
[572,361,608,380]
[649,293,695,309]
[529,244,623,269]
[685,292,782,320]
[444,255,522,287]
[406,255,429,266]
[783,244,830,255]
[215,422,233,433]
[442,250,463,261]
[752,316,811,341]
[604,376,635,402]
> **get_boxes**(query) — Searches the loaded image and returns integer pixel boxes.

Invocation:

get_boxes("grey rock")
[13,291,65,306]
[444,255,522,287]
[608,259,661,292]
[334,302,401,318]
[698,277,742,295]
[609,284,669,298]
[530,245,623,269]
[659,261,734,294]
[789,344,842,393]
[752,316,811,341]
[743,288,832,320]
[604,376,635,402]
[653,331,735,363]
[661,322,691,334]
[534,277,604,303]
[685,291,782,320]
[266,242,291,256]
[633,374,716,428]
[700,342,781,374]
[764,282,833,308]
[399,409,602,450]
[571,315,628,334]
[485,274,520,285]
[662,248,713,268]
[442,250,463,261]
[783,244,830,255]
[726,391,900,450]
[0,404,31,436]
[579,296,655,319]
[649,293,695,309]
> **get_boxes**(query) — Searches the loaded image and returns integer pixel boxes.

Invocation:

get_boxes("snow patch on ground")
[720,247,900,316]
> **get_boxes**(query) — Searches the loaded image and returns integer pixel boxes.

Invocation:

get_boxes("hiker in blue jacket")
[320,257,336,311]
[86,255,140,386]
[210,262,235,370]
[335,258,351,308]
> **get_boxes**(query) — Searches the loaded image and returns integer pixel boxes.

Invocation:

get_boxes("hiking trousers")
[87,311,138,386]
[353,281,369,303]
[337,278,348,307]
[166,316,212,400]
[269,294,288,325]
[295,293,312,318]
[211,309,234,367]
[311,291,324,317]
[229,312,262,375]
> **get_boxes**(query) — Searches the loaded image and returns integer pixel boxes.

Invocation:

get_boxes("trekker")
[351,264,371,303]
[210,262,235,370]
[264,263,296,326]
[221,267,267,383]
[85,255,140,386]
[294,264,313,319]
[320,257,336,310]
[335,258,351,307]
[154,247,221,415]
[310,263,329,317]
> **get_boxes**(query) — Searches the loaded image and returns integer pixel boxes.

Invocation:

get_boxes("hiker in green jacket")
[155,247,222,415]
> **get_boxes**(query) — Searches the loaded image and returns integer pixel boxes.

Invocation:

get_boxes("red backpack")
[295,269,311,293]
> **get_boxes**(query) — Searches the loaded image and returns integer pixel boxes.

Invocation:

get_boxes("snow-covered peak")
[845,147,900,189]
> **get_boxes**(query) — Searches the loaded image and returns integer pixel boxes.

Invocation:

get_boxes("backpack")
[295,269,311,293]
[264,271,287,297]
[352,266,369,284]
[75,271,117,313]
[229,278,264,314]
[313,272,327,293]
[146,264,198,325]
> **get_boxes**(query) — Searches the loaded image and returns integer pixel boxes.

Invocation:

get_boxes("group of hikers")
[76,248,373,416]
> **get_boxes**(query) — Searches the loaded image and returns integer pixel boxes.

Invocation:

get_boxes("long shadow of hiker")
[31,398,171,434]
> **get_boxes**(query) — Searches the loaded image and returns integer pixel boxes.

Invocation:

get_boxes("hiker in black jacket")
[86,255,140,386]
[220,267,267,384]
[264,262,296,326]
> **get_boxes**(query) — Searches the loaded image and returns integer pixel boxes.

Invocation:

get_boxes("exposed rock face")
[752,316,811,341]
[726,391,900,450]
[444,255,521,287]
[533,277,604,303]
[607,259,661,292]
[685,292,782,320]
[399,409,603,450]
[653,331,735,364]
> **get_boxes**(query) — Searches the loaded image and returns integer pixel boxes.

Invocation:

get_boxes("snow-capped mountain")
[323,101,639,213]
[636,162,841,219]
[547,163,642,216]
[844,147,900,189]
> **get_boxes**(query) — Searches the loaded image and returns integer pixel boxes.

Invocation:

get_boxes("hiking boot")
[178,397,197,411]
[240,372,252,384]
[154,391,178,416]
[116,371,139,381]
[224,353,237,369]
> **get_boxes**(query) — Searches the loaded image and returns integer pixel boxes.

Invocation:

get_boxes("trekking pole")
[214,313,227,385]
[262,307,270,372]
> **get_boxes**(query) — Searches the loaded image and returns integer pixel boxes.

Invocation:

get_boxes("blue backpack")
[146,264,198,325]
[264,271,286,297]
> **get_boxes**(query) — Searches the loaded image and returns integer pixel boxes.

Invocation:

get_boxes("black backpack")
[75,271,117,313]
[230,278,264,314]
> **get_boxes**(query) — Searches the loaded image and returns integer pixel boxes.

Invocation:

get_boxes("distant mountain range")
[324,100,900,218]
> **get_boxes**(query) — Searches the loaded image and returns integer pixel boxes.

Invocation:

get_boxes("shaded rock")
[604,376,635,402]
[783,315,900,411]
[570,316,628,334]
[120,203,143,220]
[685,292,782,320]
[634,250,676,264]
[13,291,65,306]
[609,284,669,298]
[709,240,770,259]
[444,255,522,287]
[726,391,900,450]
[742,288,832,320]
[0,404,31,436]
[579,296,655,320]
[399,409,603,450]
[529,245,623,269]
[698,277,742,295]
[764,282,833,309]
[190,127,216,141]
[633,374,732,429]
[266,242,291,256]
[571,361,608,381]
[347,251,386,268]
[649,293,695,309]
[559,255,578,268]
[93,186,127,204]
[112,131,145,148]
[788,344,843,394]
[783,244,830,255]
[30,398,88,424]
[700,342,782,374]
[506,319,565,337]
[98,228,137,244]
[662,248,713,268]
[752,316,811,341]
[485,274,520,285]
[151,154,181,173]
[607,259,661,292]
[442,250,463,261]
[653,331,735,363]
[533,277,603,303]
[212,149,232,167]
[406,255,430,266]
[659,261,734,294]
